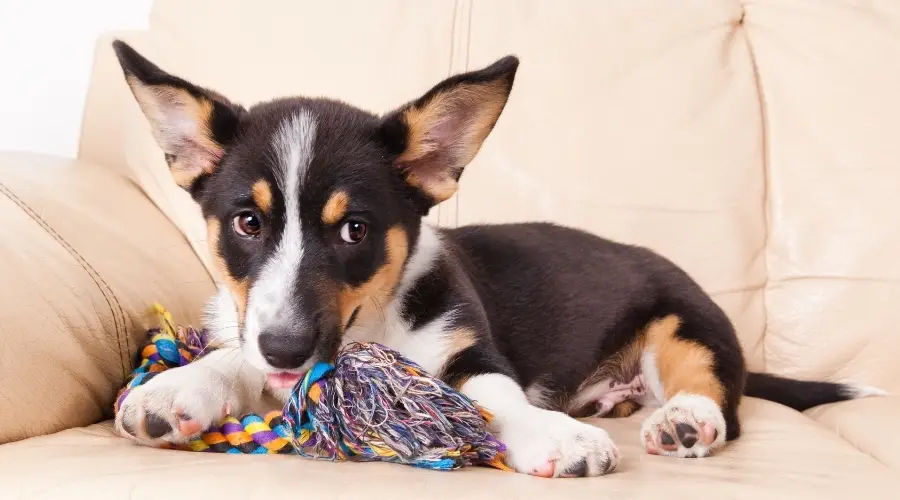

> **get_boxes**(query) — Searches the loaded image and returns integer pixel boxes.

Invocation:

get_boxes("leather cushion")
[744,0,900,391]
[807,396,900,469]
[0,154,213,444]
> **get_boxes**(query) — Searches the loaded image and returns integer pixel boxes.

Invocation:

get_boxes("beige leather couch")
[2,1,899,497]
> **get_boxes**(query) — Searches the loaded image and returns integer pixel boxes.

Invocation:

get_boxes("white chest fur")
[342,225,455,375]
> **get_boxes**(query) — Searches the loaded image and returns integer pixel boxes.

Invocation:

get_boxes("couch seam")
[443,0,472,229]
[0,181,130,379]
[459,0,473,228]
[436,0,459,229]
[739,6,771,373]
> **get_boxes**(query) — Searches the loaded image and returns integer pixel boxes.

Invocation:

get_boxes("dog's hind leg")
[638,313,745,458]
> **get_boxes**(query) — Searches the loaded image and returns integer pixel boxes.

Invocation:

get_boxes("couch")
[2,0,899,497]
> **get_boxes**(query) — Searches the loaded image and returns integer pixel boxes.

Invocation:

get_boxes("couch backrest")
[82,0,900,391]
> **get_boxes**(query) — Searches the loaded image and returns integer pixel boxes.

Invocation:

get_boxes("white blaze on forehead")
[242,110,317,371]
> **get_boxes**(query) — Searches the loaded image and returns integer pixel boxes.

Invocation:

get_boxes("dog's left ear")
[380,56,519,205]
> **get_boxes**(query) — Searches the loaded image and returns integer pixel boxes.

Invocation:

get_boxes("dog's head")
[113,41,517,385]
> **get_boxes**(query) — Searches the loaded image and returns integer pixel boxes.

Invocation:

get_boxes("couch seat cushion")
[0,398,894,499]
[806,395,900,469]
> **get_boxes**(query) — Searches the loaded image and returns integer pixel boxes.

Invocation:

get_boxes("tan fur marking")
[207,219,249,322]
[337,226,409,327]
[127,76,223,188]
[397,81,509,203]
[440,327,477,378]
[446,327,477,355]
[322,190,349,225]
[606,400,642,419]
[645,315,725,405]
[252,180,273,214]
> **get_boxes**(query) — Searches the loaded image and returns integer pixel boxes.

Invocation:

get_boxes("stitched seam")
[740,7,771,373]
[464,1,473,69]
[0,182,130,378]
[437,0,460,229]
[458,0,474,228]
[448,0,459,78]
[444,0,473,229]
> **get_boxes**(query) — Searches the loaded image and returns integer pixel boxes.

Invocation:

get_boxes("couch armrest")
[0,153,214,444]
[805,395,900,469]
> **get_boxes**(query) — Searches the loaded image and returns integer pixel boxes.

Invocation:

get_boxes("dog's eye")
[233,212,262,238]
[340,220,367,244]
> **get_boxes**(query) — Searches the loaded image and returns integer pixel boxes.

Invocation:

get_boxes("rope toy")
[113,304,510,472]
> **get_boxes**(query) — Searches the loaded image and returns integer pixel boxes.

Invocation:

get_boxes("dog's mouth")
[266,371,306,389]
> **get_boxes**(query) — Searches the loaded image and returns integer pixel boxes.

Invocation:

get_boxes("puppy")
[111,40,884,478]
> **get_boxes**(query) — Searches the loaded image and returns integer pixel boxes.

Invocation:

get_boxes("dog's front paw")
[115,365,235,445]
[499,407,619,478]
[640,393,726,458]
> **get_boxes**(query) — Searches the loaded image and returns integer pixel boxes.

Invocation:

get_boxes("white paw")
[499,407,619,477]
[115,364,235,445]
[640,393,726,458]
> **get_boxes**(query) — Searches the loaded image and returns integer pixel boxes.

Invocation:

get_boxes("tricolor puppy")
[112,40,885,477]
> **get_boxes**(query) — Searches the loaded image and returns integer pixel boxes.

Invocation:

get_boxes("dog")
[111,40,885,478]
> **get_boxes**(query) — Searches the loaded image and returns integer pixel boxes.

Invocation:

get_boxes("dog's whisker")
[197,337,241,356]
[369,296,388,342]
[203,325,240,336]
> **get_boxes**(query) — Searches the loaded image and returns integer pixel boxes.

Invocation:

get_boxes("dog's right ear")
[112,40,243,191]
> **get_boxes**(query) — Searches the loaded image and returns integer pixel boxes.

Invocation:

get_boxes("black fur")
[398,260,454,331]
[431,223,752,435]
[744,373,860,411]
[433,222,858,437]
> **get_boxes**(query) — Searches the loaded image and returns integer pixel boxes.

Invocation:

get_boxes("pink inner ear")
[400,143,457,186]
[408,104,476,178]
[182,140,223,173]
[155,115,224,186]
[429,105,473,148]
[396,77,510,202]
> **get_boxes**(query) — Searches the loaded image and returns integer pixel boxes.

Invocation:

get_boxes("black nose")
[258,332,314,369]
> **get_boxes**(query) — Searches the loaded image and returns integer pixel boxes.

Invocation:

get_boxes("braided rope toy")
[113,304,510,471]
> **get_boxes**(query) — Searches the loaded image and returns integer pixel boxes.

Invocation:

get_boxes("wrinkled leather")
[4,0,899,496]
[0,154,214,444]
[743,0,900,393]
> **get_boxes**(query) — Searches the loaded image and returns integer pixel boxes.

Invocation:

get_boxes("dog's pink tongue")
[267,372,304,389]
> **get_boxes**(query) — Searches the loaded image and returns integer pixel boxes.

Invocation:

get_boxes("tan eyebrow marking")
[252,179,273,214]
[322,190,349,225]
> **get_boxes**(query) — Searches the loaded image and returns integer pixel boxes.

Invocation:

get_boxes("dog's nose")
[258,331,314,369]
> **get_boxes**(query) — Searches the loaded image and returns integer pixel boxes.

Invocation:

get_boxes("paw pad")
[639,394,727,459]
[674,423,698,448]
[144,413,173,438]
